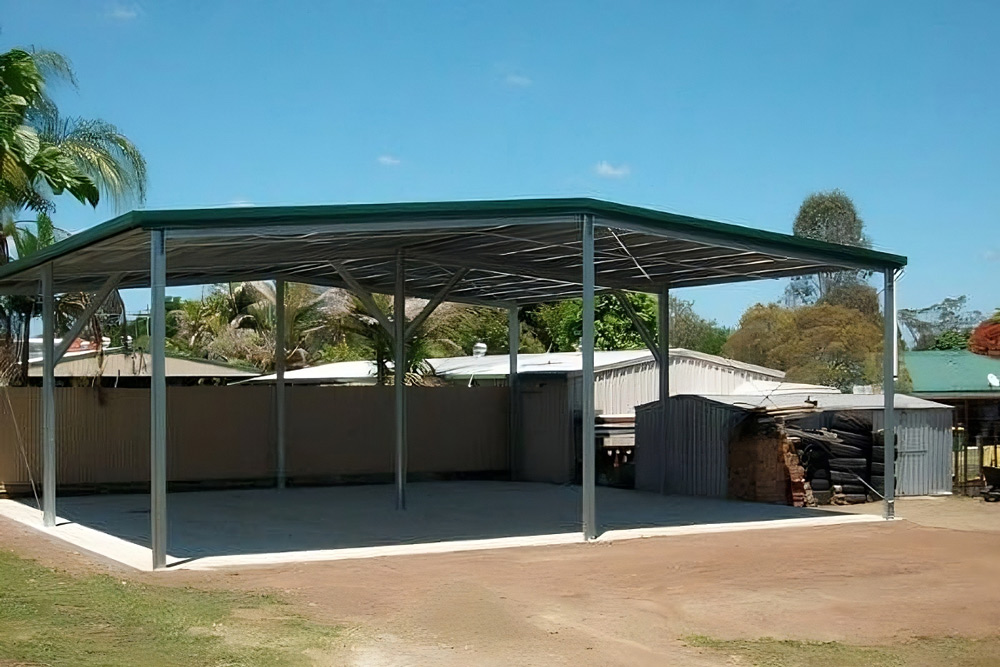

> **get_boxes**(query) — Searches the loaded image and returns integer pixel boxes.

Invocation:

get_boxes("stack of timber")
[727,403,819,507]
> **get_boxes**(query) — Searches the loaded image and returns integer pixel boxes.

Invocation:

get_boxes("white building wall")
[569,354,784,416]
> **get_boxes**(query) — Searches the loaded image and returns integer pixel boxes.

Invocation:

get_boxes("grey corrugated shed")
[635,396,738,497]
[636,393,953,499]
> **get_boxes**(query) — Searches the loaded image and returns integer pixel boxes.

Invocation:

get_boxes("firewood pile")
[727,403,886,507]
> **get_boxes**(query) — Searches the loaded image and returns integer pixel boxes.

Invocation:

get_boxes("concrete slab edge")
[596,512,884,542]
[0,499,172,571]
[0,498,887,573]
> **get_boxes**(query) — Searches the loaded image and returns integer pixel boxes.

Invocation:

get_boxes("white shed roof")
[252,348,784,384]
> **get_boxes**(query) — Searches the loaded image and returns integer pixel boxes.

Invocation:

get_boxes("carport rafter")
[53,273,123,363]
[404,268,468,340]
[614,291,662,366]
[329,260,394,336]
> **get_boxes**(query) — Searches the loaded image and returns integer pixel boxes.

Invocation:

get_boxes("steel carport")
[0,197,907,570]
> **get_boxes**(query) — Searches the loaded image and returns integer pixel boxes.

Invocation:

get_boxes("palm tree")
[0,46,146,384]
[168,282,350,372]
[0,48,99,217]
[338,295,452,385]
[0,211,126,384]
[30,110,146,212]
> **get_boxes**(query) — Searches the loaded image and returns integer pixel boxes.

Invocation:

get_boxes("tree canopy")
[898,296,984,351]
[524,293,729,355]
[723,301,884,392]
[0,45,146,385]
[157,286,729,378]
[786,189,872,305]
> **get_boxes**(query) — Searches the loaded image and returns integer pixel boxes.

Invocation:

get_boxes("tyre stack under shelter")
[635,392,953,501]
[786,413,889,505]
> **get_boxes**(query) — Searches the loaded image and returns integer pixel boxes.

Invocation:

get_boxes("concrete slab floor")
[0,481,883,571]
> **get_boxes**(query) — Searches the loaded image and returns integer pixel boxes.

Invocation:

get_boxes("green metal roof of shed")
[904,350,1000,396]
[0,197,907,305]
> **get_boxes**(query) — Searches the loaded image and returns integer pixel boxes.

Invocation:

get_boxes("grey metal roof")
[0,198,907,304]
[693,392,952,411]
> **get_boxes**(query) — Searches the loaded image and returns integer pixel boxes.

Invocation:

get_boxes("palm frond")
[23,49,76,88]
[33,112,146,210]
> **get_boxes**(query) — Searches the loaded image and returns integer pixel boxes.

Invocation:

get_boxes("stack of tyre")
[794,413,881,505]
[828,413,878,503]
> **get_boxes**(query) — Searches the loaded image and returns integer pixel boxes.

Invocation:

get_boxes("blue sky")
[4,0,999,326]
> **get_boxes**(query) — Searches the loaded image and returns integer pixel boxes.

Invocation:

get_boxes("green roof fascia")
[0,197,907,283]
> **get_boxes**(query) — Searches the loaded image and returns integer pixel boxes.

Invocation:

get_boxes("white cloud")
[377,155,401,166]
[594,161,630,179]
[107,4,141,20]
[228,199,255,207]
[504,73,532,87]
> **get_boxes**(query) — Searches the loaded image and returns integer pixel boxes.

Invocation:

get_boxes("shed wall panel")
[569,356,782,417]
[635,396,734,497]
[872,408,952,496]
[516,377,573,483]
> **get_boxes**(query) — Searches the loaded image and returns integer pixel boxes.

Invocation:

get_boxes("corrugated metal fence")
[0,385,509,492]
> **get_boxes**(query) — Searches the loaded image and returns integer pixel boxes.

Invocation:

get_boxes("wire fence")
[953,430,1000,495]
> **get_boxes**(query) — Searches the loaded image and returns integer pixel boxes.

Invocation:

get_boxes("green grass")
[0,549,339,666]
[685,635,1000,667]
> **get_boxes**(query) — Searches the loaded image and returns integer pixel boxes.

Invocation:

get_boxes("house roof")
[0,198,906,305]
[27,351,258,379]
[250,348,785,384]
[904,349,1000,397]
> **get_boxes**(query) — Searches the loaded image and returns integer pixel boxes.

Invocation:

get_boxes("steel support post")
[150,230,168,569]
[658,285,670,494]
[41,264,56,527]
[394,251,407,510]
[581,215,596,539]
[883,270,897,519]
[508,305,519,479]
[275,279,287,489]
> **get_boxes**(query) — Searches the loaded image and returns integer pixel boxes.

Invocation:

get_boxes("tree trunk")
[17,300,33,386]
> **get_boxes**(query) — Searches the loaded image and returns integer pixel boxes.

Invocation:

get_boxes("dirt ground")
[2,496,1000,665]
[827,493,1000,532]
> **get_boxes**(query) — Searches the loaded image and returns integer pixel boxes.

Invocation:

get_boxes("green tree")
[818,283,881,322]
[0,48,98,217]
[931,329,971,351]
[168,282,348,371]
[427,305,544,356]
[527,294,657,352]
[723,300,912,393]
[899,296,983,350]
[0,47,145,384]
[668,296,732,355]
[785,189,871,305]
[525,293,729,355]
